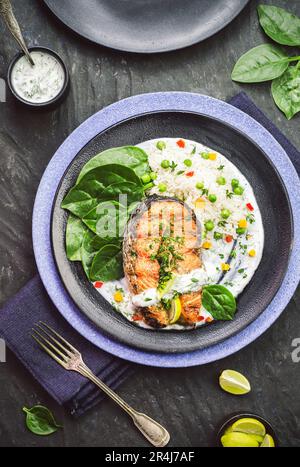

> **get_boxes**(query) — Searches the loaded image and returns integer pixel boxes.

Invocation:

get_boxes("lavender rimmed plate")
[33,92,300,367]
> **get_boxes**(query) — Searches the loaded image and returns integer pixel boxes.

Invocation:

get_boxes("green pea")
[158,183,167,193]
[205,220,214,231]
[184,159,192,167]
[208,194,217,203]
[156,141,166,151]
[141,174,151,184]
[234,186,244,196]
[236,227,246,235]
[217,176,226,186]
[161,160,170,169]
[201,152,210,160]
[221,209,231,219]
[214,232,223,240]
[231,178,239,188]
[150,172,157,180]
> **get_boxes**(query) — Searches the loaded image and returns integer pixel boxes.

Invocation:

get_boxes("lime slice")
[169,297,182,324]
[219,370,251,395]
[221,432,259,447]
[158,276,175,298]
[231,418,266,437]
[248,434,264,444]
[260,434,275,447]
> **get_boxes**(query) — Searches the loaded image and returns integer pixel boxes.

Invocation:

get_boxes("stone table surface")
[0,0,299,447]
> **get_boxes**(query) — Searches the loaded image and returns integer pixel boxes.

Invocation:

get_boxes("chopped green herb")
[177,170,185,175]
[191,146,196,155]
[217,165,225,171]
[246,213,255,224]
[170,161,178,172]
[226,190,234,199]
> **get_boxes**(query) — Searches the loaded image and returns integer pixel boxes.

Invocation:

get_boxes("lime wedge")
[248,434,264,443]
[169,297,182,324]
[158,276,175,298]
[219,369,251,395]
[260,434,275,447]
[221,432,259,447]
[231,418,266,437]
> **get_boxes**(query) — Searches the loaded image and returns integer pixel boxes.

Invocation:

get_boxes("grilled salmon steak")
[123,196,203,328]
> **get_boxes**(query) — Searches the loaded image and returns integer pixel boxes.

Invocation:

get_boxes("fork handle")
[80,365,170,447]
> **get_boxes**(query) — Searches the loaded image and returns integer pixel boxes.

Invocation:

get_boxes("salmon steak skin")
[123,195,202,328]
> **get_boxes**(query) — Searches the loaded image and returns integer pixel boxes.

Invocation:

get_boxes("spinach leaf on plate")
[77,146,150,182]
[61,164,144,218]
[23,405,62,436]
[231,44,289,83]
[258,4,300,46]
[202,285,236,321]
[83,200,136,237]
[271,64,300,120]
[81,230,121,280]
[90,244,123,282]
[66,214,87,261]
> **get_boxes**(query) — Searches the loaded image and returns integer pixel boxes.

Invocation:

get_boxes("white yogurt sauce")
[94,137,265,330]
[11,51,65,104]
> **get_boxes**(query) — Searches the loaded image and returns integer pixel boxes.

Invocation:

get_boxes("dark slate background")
[0,0,299,447]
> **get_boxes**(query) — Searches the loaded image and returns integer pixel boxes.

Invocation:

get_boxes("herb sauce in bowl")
[8,47,68,106]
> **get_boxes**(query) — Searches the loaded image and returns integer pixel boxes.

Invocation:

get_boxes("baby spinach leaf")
[271,65,300,119]
[61,164,144,218]
[258,4,300,46]
[23,405,62,436]
[202,285,236,320]
[83,201,136,237]
[90,244,123,281]
[66,214,87,261]
[231,44,289,83]
[81,230,121,280]
[77,146,150,182]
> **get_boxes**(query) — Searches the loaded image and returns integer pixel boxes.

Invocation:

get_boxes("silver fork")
[31,322,170,447]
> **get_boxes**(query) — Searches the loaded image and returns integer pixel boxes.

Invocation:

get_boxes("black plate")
[52,111,293,353]
[43,0,250,53]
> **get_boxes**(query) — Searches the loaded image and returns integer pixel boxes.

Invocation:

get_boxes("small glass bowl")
[7,46,69,108]
[216,412,279,447]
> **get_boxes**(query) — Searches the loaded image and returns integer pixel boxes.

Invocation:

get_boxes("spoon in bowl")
[0,0,35,66]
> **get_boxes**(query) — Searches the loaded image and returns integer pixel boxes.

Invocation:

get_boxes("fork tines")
[31,322,79,368]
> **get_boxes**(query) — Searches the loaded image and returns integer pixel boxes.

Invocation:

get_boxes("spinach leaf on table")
[202,285,236,321]
[231,44,289,83]
[61,164,144,218]
[77,146,150,182]
[90,244,123,282]
[23,405,62,436]
[272,65,300,120]
[66,214,87,261]
[258,4,300,46]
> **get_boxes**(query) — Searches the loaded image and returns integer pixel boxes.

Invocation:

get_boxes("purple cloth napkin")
[0,276,134,417]
[0,92,299,417]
